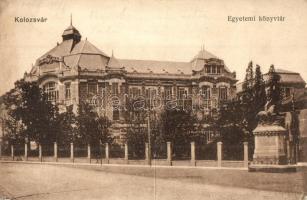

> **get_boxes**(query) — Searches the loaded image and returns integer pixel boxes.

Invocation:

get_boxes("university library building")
[1,22,307,164]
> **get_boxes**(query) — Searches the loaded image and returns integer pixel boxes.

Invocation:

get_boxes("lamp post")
[147,104,152,166]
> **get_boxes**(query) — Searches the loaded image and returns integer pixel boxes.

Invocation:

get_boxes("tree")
[242,61,254,91]
[77,102,112,158]
[266,65,281,111]
[253,65,266,112]
[2,79,59,145]
[57,105,78,146]
[124,97,149,159]
[158,109,197,159]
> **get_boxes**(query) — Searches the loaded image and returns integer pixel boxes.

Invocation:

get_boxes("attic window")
[205,65,221,74]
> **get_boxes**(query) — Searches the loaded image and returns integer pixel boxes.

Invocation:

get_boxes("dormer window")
[212,66,216,74]
[205,65,221,74]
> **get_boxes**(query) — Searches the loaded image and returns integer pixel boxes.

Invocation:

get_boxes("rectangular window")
[164,86,172,99]
[284,87,291,97]
[98,83,106,97]
[112,83,119,95]
[219,87,228,101]
[88,83,97,95]
[205,65,211,73]
[130,87,141,98]
[212,65,216,74]
[178,88,187,99]
[65,82,71,99]
[201,86,211,99]
[113,106,120,120]
[217,66,221,74]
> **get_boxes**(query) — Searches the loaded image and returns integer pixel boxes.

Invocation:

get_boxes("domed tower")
[61,16,81,51]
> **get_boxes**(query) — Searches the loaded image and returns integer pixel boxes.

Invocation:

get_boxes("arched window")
[43,82,58,102]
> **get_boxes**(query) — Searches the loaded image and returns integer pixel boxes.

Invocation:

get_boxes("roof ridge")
[74,40,86,67]
[118,58,189,64]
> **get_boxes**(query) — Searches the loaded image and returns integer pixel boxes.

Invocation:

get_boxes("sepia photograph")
[0,0,306,199]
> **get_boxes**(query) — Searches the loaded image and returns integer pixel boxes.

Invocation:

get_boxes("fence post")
[39,144,42,162]
[217,142,222,167]
[87,144,91,163]
[54,142,58,162]
[70,142,74,163]
[11,145,14,161]
[124,143,128,164]
[191,141,196,166]
[24,143,28,161]
[244,142,249,168]
[105,143,109,164]
[167,142,172,166]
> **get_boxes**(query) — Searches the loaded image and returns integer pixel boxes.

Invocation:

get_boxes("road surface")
[0,163,303,200]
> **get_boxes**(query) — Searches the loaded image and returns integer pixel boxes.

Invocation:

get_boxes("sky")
[0,0,307,95]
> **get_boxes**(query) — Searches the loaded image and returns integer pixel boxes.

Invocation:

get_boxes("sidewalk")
[1,160,305,194]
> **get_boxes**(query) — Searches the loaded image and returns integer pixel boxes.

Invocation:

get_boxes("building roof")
[36,39,109,71]
[32,24,235,78]
[263,68,306,85]
[119,59,192,75]
[191,49,219,61]
[236,68,306,93]
[62,25,81,38]
[108,54,122,69]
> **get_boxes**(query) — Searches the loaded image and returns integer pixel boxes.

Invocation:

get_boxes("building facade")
[24,23,237,143]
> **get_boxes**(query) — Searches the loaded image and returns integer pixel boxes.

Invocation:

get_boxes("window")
[98,83,106,97]
[205,131,213,142]
[43,82,58,102]
[65,82,71,99]
[113,106,120,120]
[283,87,291,98]
[164,86,172,99]
[205,65,211,73]
[201,86,211,99]
[112,83,119,95]
[217,66,221,74]
[88,83,97,95]
[145,88,157,99]
[178,88,187,99]
[219,87,228,101]
[212,65,216,74]
[130,87,141,98]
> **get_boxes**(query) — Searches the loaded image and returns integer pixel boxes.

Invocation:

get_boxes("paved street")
[0,162,304,200]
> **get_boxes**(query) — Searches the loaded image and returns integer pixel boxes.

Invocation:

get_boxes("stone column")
[217,142,222,167]
[145,143,150,165]
[105,143,109,164]
[191,142,196,166]
[39,144,42,162]
[70,143,74,163]
[0,143,2,160]
[167,142,172,166]
[54,142,58,162]
[124,143,128,164]
[24,143,28,161]
[87,144,91,163]
[11,145,14,161]
[244,142,248,168]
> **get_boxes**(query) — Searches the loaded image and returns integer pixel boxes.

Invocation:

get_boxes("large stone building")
[24,23,237,143]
